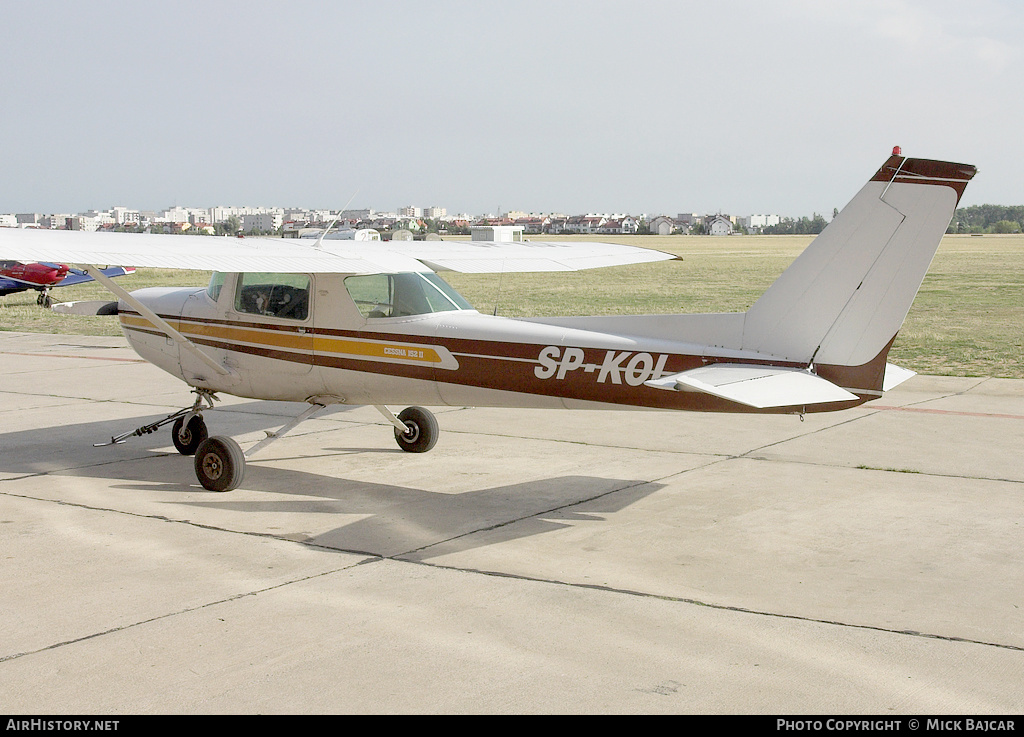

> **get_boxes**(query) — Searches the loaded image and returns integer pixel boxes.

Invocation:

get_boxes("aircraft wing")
[55,265,136,287]
[0,228,424,273]
[645,363,858,409]
[0,275,26,293]
[388,240,678,272]
[0,228,676,274]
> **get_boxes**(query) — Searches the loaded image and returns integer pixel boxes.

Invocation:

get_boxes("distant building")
[340,208,375,220]
[564,215,607,234]
[597,216,639,235]
[547,217,569,233]
[471,225,524,242]
[512,216,551,234]
[111,206,141,226]
[241,212,282,233]
[738,214,781,232]
[160,207,192,224]
[39,215,74,229]
[649,215,678,236]
[706,214,734,236]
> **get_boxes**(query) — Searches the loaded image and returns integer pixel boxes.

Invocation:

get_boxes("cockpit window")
[234,272,310,320]
[345,272,473,318]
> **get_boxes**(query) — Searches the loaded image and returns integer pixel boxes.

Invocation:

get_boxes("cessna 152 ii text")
[0,150,976,491]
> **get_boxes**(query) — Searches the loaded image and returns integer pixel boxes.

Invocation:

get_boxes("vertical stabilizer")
[741,154,976,371]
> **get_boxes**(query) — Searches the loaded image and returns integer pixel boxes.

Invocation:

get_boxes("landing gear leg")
[374,405,439,453]
[193,401,327,492]
[96,389,218,448]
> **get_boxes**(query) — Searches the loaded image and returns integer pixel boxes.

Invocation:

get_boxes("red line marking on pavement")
[872,405,1024,421]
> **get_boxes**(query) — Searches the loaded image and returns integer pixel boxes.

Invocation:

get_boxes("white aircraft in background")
[0,150,976,491]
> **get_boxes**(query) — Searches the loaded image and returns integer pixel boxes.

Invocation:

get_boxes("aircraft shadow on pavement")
[0,401,385,476]
[179,469,661,561]
[0,403,663,561]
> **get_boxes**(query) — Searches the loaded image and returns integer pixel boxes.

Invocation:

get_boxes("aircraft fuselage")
[119,272,871,416]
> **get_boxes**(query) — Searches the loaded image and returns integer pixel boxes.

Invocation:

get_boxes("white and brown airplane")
[0,151,976,491]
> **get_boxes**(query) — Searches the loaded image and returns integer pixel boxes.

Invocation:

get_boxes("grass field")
[2,234,1021,378]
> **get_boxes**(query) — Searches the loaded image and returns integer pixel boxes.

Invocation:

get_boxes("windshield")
[345,272,474,318]
[207,272,226,301]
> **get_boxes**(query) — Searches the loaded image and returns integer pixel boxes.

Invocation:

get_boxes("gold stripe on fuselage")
[118,313,444,365]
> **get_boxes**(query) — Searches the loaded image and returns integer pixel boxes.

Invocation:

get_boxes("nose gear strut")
[95,389,218,448]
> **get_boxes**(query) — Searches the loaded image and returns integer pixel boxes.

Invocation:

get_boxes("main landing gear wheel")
[195,436,246,492]
[171,415,208,456]
[394,406,439,453]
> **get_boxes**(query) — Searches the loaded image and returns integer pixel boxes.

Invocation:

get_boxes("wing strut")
[80,264,232,378]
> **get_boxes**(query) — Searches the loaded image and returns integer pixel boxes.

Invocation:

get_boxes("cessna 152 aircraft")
[0,151,976,491]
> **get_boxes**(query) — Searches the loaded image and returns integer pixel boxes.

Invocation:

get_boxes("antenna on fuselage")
[492,258,509,316]
[314,189,360,249]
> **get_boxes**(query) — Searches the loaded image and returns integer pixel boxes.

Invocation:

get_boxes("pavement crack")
[399,560,1024,655]
[0,561,376,665]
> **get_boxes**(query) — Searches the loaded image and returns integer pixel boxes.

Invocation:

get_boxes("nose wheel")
[172,415,208,455]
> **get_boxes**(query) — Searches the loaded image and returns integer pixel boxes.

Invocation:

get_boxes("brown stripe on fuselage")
[814,336,895,396]
[120,310,880,414]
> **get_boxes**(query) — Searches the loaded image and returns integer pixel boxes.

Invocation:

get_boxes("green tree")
[949,204,1024,233]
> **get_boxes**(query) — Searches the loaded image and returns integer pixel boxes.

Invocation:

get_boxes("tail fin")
[741,154,976,379]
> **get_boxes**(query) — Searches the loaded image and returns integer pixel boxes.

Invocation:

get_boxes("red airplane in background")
[0,260,135,307]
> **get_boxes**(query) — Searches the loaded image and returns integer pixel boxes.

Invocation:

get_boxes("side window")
[234,272,310,320]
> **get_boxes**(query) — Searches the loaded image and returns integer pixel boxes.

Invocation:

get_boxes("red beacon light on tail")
[892,146,902,156]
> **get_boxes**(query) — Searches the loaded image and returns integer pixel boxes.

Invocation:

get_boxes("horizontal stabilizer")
[645,363,858,409]
[56,265,136,287]
[882,363,916,392]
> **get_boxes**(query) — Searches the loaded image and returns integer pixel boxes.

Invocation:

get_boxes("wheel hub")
[201,453,223,480]
[402,422,420,443]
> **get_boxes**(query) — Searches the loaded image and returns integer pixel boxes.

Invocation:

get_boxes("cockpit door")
[226,271,315,374]
[179,272,315,388]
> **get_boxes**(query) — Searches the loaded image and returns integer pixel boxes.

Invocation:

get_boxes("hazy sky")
[2,0,1021,217]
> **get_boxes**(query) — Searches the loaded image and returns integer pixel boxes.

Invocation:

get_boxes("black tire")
[172,415,208,456]
[194,436,246,492]
[394,406,439,453]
